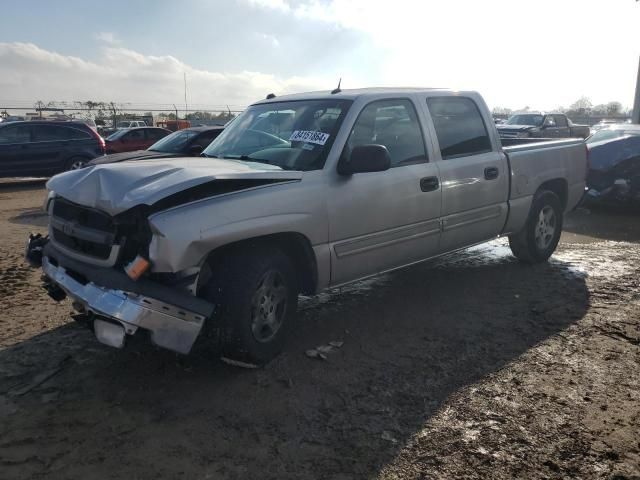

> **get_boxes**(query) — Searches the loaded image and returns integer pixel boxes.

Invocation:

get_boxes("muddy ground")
[0,179,638,480]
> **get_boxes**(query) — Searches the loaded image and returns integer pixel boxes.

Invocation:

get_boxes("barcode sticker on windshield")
[289,130,330,145]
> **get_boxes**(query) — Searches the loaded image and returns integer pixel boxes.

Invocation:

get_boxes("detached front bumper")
[28,237,213,354]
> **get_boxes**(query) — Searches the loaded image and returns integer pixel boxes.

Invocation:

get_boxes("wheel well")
[202,233,318,295]
[537,178,568,210]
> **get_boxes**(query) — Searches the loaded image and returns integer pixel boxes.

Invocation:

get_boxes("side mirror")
[338,144,391,175]
[188,144,203,155]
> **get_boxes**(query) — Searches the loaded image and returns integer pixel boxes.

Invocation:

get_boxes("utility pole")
[184,72,188,117]
[632,56,640,124]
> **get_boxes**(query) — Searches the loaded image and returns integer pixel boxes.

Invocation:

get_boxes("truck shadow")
[563,206,640,243]
[0,243,590,479]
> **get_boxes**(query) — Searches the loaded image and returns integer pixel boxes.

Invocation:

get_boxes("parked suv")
[105,127,171,154]
[0,121,105,177]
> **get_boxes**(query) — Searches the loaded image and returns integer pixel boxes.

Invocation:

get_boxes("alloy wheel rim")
[534,205,556,250]
[70,160,86,170]
[250,269,288,343]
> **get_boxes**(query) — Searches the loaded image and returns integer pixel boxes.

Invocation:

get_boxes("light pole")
[632,56,640,124]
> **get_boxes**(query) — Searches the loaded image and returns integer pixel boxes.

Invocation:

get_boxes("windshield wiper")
[201,152,218,158]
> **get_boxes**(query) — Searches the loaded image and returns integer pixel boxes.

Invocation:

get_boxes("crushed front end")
[25,195,213,354]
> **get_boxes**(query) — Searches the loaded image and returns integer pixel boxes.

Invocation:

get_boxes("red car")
[104,127,171,154]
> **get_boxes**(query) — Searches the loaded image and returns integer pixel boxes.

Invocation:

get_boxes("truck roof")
[253,87,471,105]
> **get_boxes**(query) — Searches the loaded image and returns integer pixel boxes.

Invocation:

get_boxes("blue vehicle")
[587,131,640,204]
[0,121,105,177]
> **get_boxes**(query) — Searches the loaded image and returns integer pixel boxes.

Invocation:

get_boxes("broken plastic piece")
[124,255,151,281]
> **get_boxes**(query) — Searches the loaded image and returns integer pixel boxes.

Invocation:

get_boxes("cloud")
[242,0,640,109]
[0,42,328,109]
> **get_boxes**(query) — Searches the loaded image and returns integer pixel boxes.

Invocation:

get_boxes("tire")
[509,190,563,264]
[200,245,299,365]
[66,156,89,171]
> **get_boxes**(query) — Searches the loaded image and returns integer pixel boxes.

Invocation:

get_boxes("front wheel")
[200,245,299,365]
[509,190,563,263]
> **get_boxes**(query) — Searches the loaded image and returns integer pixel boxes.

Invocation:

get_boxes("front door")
[425,96,509,252]
[542,115,560,138]
[327,98,442,285]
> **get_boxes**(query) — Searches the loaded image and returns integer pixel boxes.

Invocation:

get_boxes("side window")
[426,97,492,159]
[67,128,91,140]
[146,129,167,141]
[554,115,568,128]
[196,130,222,147]
[32,125,69,141]
[345,99,427,167]
[543,116,556,127]
[126,129,144,140]
[0,125,31,144]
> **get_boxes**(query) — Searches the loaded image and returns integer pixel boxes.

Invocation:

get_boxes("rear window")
[554,115,568,128]
[426,97,492,159]
[68,127,91,140]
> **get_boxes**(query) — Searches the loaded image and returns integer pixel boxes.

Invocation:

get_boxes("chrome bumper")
[42,256,206,354]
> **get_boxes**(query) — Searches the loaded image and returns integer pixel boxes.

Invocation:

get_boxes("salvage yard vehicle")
[25,88,587,364]
[586,132,640,204]
[497,113,590,139]
[104,127,171,154]
[0,120,105,176]
[87,126,225,167]
[586,123,640,144]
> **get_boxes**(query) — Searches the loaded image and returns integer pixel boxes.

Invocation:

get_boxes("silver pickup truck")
[26,88,587,364]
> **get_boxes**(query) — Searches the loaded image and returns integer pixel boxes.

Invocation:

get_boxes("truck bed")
[501,138,587,235]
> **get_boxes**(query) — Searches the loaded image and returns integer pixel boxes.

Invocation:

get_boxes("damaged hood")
[47,157,303,215]
[86,150,179,166]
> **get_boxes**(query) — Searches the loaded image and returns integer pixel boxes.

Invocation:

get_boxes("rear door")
[122,129,147,151]
[423,95,509,252]
[0,124,33,176]
[553,115,570,137]
[29,124,71,174]
[327,97,442,285]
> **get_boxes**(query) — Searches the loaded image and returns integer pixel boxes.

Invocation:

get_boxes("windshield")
[106,130,126,140]
[203,99,352,171]
[148,130,199,153]
[586,128,640,144]
[506,114,544,126]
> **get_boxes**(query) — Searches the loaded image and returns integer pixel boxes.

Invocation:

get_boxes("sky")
[0,0,639,113]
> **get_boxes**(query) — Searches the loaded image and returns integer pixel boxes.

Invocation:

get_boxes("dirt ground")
[0,179,639,480]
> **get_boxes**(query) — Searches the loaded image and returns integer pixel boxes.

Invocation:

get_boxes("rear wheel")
[509,190,563,263]
[200,245,299,365]
[66,156,89,171]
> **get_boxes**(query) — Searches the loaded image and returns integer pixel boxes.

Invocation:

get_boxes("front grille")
[52,228,113,259]
[52,199,115,232]
[51,198,118,261]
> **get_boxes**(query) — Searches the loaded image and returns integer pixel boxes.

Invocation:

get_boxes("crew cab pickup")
[498,113,590,139]
[26,88,587,364]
